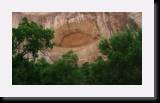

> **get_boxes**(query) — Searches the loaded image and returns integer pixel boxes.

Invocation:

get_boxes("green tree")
[98,25,142,84]
[98,37,111,55]
[41,51,81,85]
[12,17,54,84]
[12,17,54,61]
[61,50,78,67]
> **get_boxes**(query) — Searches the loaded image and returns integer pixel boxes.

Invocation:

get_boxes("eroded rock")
[12,12,142,64]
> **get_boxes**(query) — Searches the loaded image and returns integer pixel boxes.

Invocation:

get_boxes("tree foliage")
[12,17,54,60]
[12,18,142,85]
[98,25,142,84]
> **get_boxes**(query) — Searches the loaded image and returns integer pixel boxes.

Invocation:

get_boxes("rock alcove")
[12,12,142,64]
[58,32,97,48]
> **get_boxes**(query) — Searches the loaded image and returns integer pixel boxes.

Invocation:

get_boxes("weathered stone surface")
[128,12,142,28]
[12,12,142,64]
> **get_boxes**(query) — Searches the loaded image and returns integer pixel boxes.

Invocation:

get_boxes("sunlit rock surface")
[12,12,142,64]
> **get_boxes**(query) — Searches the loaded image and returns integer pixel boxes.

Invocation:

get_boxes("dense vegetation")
[12,18,142,85]
[12,17,54,61]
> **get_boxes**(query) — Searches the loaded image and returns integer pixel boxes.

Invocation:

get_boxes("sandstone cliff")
[12,12,142,64]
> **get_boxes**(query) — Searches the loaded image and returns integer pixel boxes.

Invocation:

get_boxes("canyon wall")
[12,12,142,64]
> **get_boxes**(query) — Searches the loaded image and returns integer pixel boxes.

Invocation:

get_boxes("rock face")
[12,12,142,64]
[128,12,142,28]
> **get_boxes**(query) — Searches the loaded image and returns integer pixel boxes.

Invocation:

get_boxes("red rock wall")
[12,12,141,64]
